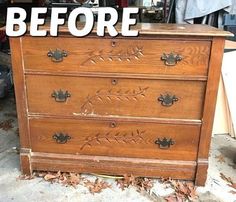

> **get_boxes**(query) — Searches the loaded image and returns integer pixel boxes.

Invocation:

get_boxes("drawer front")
[26,75,206,120]
[22,37,211,76]
[29,118,200,161]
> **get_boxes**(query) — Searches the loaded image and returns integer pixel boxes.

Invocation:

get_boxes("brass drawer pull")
[51,89,71,102]
[155,138,175,149]
[157,93,178,107]
[47,49,68,62]
[161,52,182,66]
[53,133,71,144]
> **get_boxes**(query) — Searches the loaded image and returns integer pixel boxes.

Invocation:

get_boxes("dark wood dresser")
[10,24,231,186]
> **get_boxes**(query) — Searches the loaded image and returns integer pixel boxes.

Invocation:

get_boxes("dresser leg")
[195,159,208,186]
[20,148,32,176]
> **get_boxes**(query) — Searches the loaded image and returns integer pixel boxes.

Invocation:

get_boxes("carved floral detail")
[81,46,144,66]
[80,87,149,114]
[80,130,146,150]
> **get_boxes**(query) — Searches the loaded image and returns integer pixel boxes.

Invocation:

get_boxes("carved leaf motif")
[80,130,146,150]
[80,87,149,114]
[90,59,96,64]
[81,46,144,66]
[97,96,103,102]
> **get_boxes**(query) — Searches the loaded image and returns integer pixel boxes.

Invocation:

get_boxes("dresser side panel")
[10,37,30,148]
[196,37,225,186]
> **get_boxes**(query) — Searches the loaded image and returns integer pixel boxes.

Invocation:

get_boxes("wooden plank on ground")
[222,50,236,138]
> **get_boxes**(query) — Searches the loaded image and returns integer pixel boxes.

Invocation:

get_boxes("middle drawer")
[26,75,206,120]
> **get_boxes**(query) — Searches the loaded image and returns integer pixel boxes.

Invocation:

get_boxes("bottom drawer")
[29,118,200,161]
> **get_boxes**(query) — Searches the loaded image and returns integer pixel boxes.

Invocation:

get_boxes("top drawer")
[22,37,211,76]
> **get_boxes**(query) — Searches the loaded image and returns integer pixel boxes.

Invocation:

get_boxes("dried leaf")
[164,180,198,201]
[84,178,111,194]
[229,190,236,194]
[18,174,34,180]
[215,154,226,163]
[220,172,233,184]
[186,182,198,201]
[116,174,136,190]
[35,171,82,188]
[178,181,188,195]
[165,195,179,202]
[35,171,48,178]
[44,173,59,181]
[135,177,153,192]
[220,173,236,190]
[62,173,82,188]
[116,175,153,192]
[229,183,236,189]
[0,119,14,131]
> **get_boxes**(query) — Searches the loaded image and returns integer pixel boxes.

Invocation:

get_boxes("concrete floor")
[0,93,236,202]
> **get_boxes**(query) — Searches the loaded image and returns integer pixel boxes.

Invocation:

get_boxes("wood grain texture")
[31,152,196,180]
[29,118,200,161]
[28,113,202,125]
[195,37,226,185]
[20,148,32,175]
[10,24,228,186]
[26,23,233,37]
[10,38,30,148]
[22,37,211,76]
[195,159,208,186]
[25,70,208,81]
[26,75,206,120]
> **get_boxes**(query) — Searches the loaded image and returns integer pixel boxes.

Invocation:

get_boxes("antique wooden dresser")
[10,24,232,186]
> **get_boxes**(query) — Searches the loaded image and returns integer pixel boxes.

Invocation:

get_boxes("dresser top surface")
[30,23,233,37]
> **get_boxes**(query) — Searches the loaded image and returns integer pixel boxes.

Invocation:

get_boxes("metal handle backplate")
[161,52,182,66]
[158,93,178,107]
[47,49,68,62]
[53,132,71,144]
[51,89,71,102]
[155,137,175,149]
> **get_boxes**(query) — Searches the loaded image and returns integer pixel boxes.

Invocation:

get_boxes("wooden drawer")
[29,118,200,161]
[26,75,206,120]
[22,37,211,76]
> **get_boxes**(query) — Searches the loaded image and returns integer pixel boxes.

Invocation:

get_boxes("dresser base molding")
[195,159,209,186]
[20,150,197,181]
[20,148,32,176]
